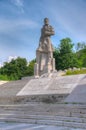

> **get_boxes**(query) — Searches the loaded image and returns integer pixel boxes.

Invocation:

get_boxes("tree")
[59,38,74,54]
[54,38,79,70]
[76,47,86,67]
[27,59,36,76]
[53,47,59,70]
[76,42,86,51]
[0,57,28,80]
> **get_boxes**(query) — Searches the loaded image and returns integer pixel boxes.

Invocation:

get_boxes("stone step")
[0,122,81,130]
[0,117,86,129]
[0,103,86,129]
[0,113,86,123]
[1,103,86,109]
[1,104,86,119]
[1,105,86,112]
[1,106,86,117]
[1,110,86,119]
[3,107,86,114]
[38,119,86,129]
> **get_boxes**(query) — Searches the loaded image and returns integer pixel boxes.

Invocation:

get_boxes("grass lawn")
[66,69,86,75]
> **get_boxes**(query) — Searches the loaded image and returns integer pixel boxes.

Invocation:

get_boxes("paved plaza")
[0,122,85,130]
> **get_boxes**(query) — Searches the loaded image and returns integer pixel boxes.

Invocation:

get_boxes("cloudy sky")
[0,0,86,64]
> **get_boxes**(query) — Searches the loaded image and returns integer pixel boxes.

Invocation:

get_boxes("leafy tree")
[27,59,36,76]
[76,47,86,67]
[0,57,28,80]
[54,38,79,70]
[56,53,79,70]
[59,38,74,54]
[76,42,86,51]
[53,47,59,70]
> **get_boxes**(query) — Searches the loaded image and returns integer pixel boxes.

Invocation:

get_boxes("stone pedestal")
[34,63,39,78]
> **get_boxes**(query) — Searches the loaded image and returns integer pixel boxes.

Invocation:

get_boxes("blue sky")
[0,0,86,64]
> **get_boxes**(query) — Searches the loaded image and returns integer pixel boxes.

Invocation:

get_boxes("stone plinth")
[17,74,85,96]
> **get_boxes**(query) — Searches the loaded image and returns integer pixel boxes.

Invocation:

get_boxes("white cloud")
[11,0,24,13]
[0,63,3,68]
[8,56,17,63]
[14,0,23,7]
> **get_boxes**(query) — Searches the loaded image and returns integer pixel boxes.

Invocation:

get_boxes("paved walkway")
[0,122,85,130]
[0,81,8,85]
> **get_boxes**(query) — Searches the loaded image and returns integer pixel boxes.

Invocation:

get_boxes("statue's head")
[44,18,49,25]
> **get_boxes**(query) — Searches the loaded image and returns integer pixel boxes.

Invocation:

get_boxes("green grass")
[66,69,86,75]
[0,74,15,81]
[0,75,9,81]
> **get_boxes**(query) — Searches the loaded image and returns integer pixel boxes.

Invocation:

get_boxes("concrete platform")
[17,74,85,96]
[0,74,86,104]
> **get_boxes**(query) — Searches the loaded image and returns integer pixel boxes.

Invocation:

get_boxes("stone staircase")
[0,103,86,129]
[0,74,86,129]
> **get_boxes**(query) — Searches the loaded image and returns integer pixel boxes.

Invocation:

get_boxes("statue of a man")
[35,18,55,77]
[38,18,55,52]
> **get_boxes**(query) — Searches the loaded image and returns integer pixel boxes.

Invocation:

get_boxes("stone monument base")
[17,73,86,103]
[0,73,86,104]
